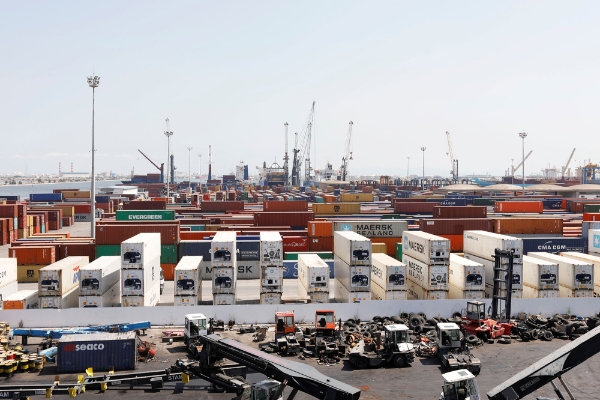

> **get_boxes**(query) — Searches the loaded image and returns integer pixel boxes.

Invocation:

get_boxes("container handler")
[347,324,415,368]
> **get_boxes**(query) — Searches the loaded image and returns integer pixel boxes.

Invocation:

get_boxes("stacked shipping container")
[120,233,161,307]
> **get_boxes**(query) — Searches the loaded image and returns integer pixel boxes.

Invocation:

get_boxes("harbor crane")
[445,131,458,180]
[137,149,165,183]
[511,150,532,179]
[339,121,353,181]
[283,122,289,185]
[290,101,315,187]
[561,148,576,179]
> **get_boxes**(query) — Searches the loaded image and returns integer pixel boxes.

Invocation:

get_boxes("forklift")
[462,301,514,341]
[313,310,340,356]
[275,311,301,356]
[348,324,415,369]
[183,313,208,356]
[436,322,481,376]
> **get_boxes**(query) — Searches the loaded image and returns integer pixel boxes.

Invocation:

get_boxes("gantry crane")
[562,148,576,179]
[339,121,353,181]
[445,131,458,180]
[290,102,315,187]
[138,149,165,183]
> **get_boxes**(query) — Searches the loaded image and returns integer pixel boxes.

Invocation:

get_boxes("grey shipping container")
[57,332,137,373]
[178,240,212,261]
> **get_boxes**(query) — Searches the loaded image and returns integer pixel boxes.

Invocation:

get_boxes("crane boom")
[138,149,165,183]
[562,148,576,178]
[512,150,533,175]
[291,102,315,186]
[340,121,353,181]
[446,131,456,179]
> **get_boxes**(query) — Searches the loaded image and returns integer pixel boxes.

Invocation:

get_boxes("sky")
[1,1,599,179]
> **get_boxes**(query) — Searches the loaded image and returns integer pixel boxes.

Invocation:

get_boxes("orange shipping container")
[439,235,463,252]
[180,231,215,240]
[492,218,563,234]
[308,236,334,252]
[263,200,308,212]
[308,221,333,238]
[9,246,56,265]
[161,264,177,281]
[365,237,401,257]
[583,213,600,222]
[494,201,543,213]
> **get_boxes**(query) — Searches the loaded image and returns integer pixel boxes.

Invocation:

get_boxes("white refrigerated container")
[449,254,485,291]
[213,293,236,305]
[298,254,330,293]
[523,255,559,290]
[334,280,371,303]
[39,256,88,296]
[371,253,406,291]
[79,256,121,296]
[121,280,160,307]
[79,282,120,307]
[528,252,594,290]
[212,266,237,294]
[523,285,559,299]
[559,286,593,298]
[0,258,18,289]
[260,266,284,292]
[121,256,160,296]
[259,292,282,305]
[260,231,283,266]
[463,253,523,290]
[121,233,161,267]
[174,256,203,296]
[174,295,199,306]
[448,284,485,300]
[560,252,600,294]
[403,254,449,291]
[39,286,79,309]
[3,289,38,310]
[463,231,523,262]
[402,231,450,265]
[371,282,407,300]
[333,255,371,292]
[333,231,372,266]
[211,232,237,267]
[406,281,447,300]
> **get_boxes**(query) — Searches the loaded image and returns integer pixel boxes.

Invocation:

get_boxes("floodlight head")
[519,132,528,139]
[87,75,100,88]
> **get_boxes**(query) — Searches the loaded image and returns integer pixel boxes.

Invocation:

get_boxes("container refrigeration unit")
[38,256,88,297]
[174,256,202,306]
[402,231,450,265]
[211,232,237,305]
[333,231,372,266]
[298,254,330,303]
[462,253,523,299]
[560,252,600,296]
[79,256,121,298]
[448,254,485,300]
[121,233,161,268]
[522,255,559,299]
[370,253,407,300]
[528,252,594,298]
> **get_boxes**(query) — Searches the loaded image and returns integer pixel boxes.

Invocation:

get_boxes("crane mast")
[290,101,315,187]
[446,131,458,180]
[340,121,353,181]
[283,122,289,185]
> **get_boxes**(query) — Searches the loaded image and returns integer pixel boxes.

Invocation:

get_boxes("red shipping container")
[583,213,600,222]
[180,231,215,240]
[221,218,255,225]
[433,206,487,219]
[309,236,333,252]
[494,201,543,213]
[394,202,436,214]
[283,236,309,253]
[419,218,493,235]
[567,200,600,213]
[308,221,333,238]
[263,200,309,212]
[201,201,245,212]
[9,246,56,265]
[492,218,563,234]
[59,243,96,261]
[254,212,314,227]
[95,223,180,245]
[439,234,463,252]
[0,205,18,218]
[122,201,167,210]
[242,230,306,237]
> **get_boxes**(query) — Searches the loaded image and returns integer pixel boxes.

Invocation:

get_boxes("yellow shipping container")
[17,265,45,283]
[340,193,374,202]
[372,243,387,254]
[17,229,28,239]
[62,190,92,198]
[205,225,220,231]
[313,203,361,215]
[55,206,75,217]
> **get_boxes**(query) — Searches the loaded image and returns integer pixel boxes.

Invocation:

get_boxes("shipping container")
[523,286,559,299]
[213,293,236,305]
[334,255,371,292]
[521,236,585,255]
[17,264,44,283]
[463,231,523,262]
[582,222,600,240]
[433,206,487,219]
[0,258,18,288]
[79,282,120,307]
[370,282,407,300]
[3,289,38,309]
[589,229,600,254]
[201,201,244,212]
[174,295,199,306]
[493,218,563,235]
[340,193,374,202]
[332,220,408,237]
[394,202,436,214]
[372,243,386,254]
[237,241,259,261]
[522,255,559,290]
[0,281,18,307]
[9,246,56,265]
[39,256,88,296]
[121,257,160,296]
[494,201,543,213]
[528,252,594,290]
[122,201,166,211]
[236,260,261,280]
[160,245,178,264]
[402,231,450,265]
[121,233,161,267]
[60,242,96,261]
[308,221,333,238]
[559,286,594,298]
[260,231,283,266]
[263,200,308,212]
[448,284,485,300]
[333,231,372,266]
[284,252,333,261]
[308,236,334,252]
[96,224,180,246]
[334,280,371,303]
[116,210,175,221]
[583,213,600,222]
[282,260,335,280]
[560,252,600,295]
[283,236,309,253]
[79,256,121,296]
[448,254,485,291]
[254,211,314,227]
[371,253,406,291]
[30,193,63,202]
[259,292,282,305]
[39,286,79,309]
[312,203,361,215]
[57,332,137,373]
[178,240,212,261]
[260,266,284,293]
[406,282,448,300]
[298,254,330,295]
[403,254,449,291]
[463,253,523,290]
[121,281,160,307]
[211,232,237,267]
[212,266,237,294]
[174,256,202,296]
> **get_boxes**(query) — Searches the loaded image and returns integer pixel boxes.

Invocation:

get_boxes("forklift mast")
[491,249,514,321]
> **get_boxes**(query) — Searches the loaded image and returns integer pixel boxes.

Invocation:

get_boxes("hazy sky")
[2,1,599,179]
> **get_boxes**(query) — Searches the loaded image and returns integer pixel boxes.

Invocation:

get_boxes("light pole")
[406,157,410,180]
[420,147,426,187]
[198,154,202,178]
[187,146,193,189]
[519,132,527,193]
[87,74,100,239]
[164,119,173,199]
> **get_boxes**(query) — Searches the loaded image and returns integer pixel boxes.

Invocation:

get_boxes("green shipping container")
[96,245,120,258]
[583,204,600,213]
[395,243,402,261]
[314,196,324,204]
[116,210,176,221]
[161,245,178,264]
[240,192,249,200]
[381,214,402,220]
[473,198,498,206]
[284,251,333,261]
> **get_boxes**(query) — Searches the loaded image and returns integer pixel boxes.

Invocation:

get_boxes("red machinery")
[462,301,514,340]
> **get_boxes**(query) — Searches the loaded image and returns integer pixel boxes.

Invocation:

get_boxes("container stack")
[332,220,407,257]
[402,231,450,300]
[298,254,330,303]
[10,246,56,284]
[79,256,121,307]
[448,254,485,300]
[333,231,372,303]
[522,255,559,298]
[463,231,524,299]
[0,259,18,305]
[370,253,407,300]
[38,256,88,309]
[559,252,600,296]
[211,231,237,305]
[174,256,203,306]
[528,252,594,298]
[120,233,161,307]
[259,231,284,304]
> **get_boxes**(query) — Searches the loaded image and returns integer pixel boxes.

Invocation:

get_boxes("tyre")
[575,326,588,335]
[392,354,407,368]
[530,330,539,340]
[480,331,490,342]
[586,317,599,329]
[542,331,554,341]
[346,318,356,324]
[373,316,381,322]
[498,337,511,344]
[409,316,422,328]
[363,331,371,338]
[354,357,369,369]
[520,332,531,342]
[487,338,495,344]
[565,324,577,336]
[212,383,225,393]
[510,326,521,335]
[466,335,479,345]
[413,325,423,334]
[391,316,402,323]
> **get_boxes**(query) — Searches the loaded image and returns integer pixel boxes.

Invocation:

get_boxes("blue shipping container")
[57,332,137,373]
[237,241,260,261]
[521,237,586,255]
[439,199,467,206]
[0,195,20,201]
[178,240,212,261]
[542,200,563,210]
[30,193,63,202]
[95,195,111,203]
[283,260,334,279]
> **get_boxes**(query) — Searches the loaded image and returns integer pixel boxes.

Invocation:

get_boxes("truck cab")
[384,324,413,358]
[315,310,336,334]
[184,313,208,346]
[275,311,296,339]
[437,323,463,350]
[440,370,480,400]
